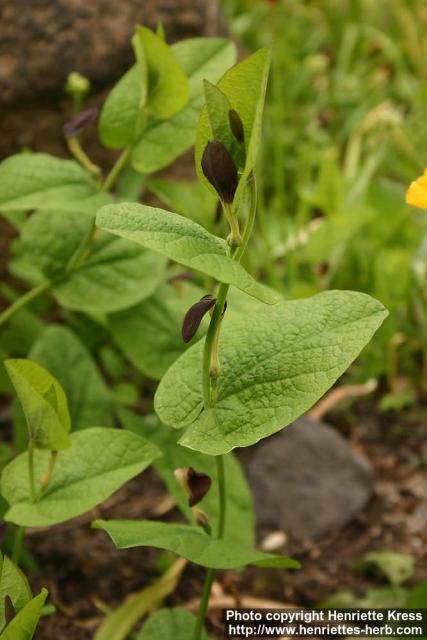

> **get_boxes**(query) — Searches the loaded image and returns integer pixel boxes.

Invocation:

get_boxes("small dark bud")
[182,295,216,343]
[229,109,244,143]
[201,140,238,204]
[174,467,212,507]
[4,596,15,625]
[63,107,99,138]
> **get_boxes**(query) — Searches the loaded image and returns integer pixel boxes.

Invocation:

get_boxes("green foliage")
[93,519,299,570]
[0,554,32,632]
[0,589,47,640]
[156,290,387,454]
[99,26,188,148]
[1,428,160,527]
[354,550,415,587]
[110,282,209,380]
[30,325,113,429]
[0,154,98,215]
[137,608,207,640]
[96,202,279,304]
[5,359,71,450]
[131,38,237,173]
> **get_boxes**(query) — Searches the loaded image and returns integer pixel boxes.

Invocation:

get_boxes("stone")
[0,0,219,159]
[246,416,374,541]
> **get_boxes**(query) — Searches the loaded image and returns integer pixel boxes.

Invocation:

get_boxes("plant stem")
[28,439,36,503]
[216,455,226,539]
[102,148,131,192]
[194,181,258,639]
[12,526,26,564]
[0,280,51,328]
[192,568,215,640]
[66,136,102,180]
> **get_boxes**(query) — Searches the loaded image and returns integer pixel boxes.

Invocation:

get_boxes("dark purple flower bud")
[182,294,216,343]
[229,109,244,143]
[174,467,212,507]
[63,107,99,138]
[201,140,238,204]
[4,596,15,624]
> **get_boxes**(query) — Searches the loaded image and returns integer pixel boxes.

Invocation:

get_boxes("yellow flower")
[406,169,427,210]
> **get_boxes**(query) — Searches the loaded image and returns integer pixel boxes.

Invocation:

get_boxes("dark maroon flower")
[175,467,212,507]
[182,294,216,343]
[201,140,238,203]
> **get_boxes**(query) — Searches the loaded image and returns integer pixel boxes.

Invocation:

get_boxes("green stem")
[194,180,258,639]
[234,177,257,263]
[216,455,226,539]
[0,280,51,328]
[102,148,131,193]
[12,526,26,564]
[66,137,101,180]
[28,440,36,503]
[192,568,215,640]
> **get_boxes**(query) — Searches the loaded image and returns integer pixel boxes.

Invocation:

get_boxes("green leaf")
[99,26,188,148]
[53,235,167,315]
[131,38,237,174]
[0,154,98,213]
[110,282,209,380]
[18,210,167,314]
[30,325,113,429]
[0,554,32,632]
[96,203,279,304]
[5,360,71,451]
[195,48,271,209]
[135,26,188,120]
[119,409,255,545]
[0,589,47,640]
[155,290,388,454]
[354,550,415,587]
[20,209,93,279]
[137,608,207,640]
[1,428,161,527]
[93,520,299,570]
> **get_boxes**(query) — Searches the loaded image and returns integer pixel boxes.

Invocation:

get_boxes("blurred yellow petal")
[406,169,427,210]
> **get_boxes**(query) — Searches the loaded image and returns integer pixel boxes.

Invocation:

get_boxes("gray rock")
[246,416,374,541]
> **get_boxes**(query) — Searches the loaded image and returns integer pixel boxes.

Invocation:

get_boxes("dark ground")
[24,398,427,639]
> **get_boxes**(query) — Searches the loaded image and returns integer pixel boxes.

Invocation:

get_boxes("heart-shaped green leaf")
[5,359,71,451]
[0,154,98,213]
[0,589,47,640]
[131,38,236,174]
[93,520,299,570]
[137,608,207,640]
[1,428,161,527]
[30,325,113,429]
[96,203,279,304]
[155,290,388,454]
[195,48,271,209]
[99,26,189,149]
